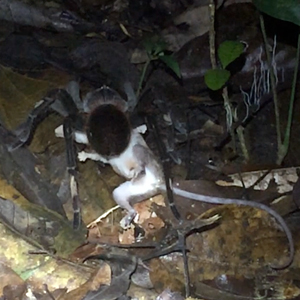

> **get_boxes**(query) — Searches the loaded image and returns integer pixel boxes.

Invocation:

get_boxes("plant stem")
[236,126,249,161]
[136,58,151,98]
[277,33,300,164]
[208,0,217,69]
[222,88,236,153]
[259,14,282,150]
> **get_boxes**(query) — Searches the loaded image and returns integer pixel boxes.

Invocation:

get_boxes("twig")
[208,0,217,69]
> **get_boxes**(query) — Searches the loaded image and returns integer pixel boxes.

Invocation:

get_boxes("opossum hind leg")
[113,174,160,229]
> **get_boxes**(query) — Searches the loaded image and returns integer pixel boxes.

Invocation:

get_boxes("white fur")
[108,130,146,179]
[55,125,89,145]
[74,132,89,144]
[55,123,149,180]
[54,125,64,138]
[135,124,147,134]
[78,151,108,163]
[114,165,158,198]
[77,128,148,179]
[113,164,160,229]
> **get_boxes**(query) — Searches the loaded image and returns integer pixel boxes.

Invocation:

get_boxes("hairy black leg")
[63,117,82,229]
[8,96,56,150]
[146,115,181,221]
[6,85,84,228]
[66,81,83,111]
[48,88,79,117]
[8,88,81,151]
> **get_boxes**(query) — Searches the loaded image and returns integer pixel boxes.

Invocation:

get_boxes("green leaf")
[218,41,244,69]
[204,69,230,90]
[253,0,300,26]
[152,41,167,56]
[159,55,181,78]
[143,36,167,57]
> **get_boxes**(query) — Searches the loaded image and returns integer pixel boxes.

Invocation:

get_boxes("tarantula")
[7,81,140,229]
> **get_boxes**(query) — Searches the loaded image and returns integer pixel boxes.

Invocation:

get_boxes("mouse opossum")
[55,86,294,269]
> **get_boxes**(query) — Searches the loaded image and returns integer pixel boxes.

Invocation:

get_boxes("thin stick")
[277,33,300,164]
[208,0,217,69]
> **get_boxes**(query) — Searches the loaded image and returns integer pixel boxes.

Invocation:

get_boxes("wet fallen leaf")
[0,264,26,299]
[217,166,299,193]
[148,201,300,299]
[0,220,93,295]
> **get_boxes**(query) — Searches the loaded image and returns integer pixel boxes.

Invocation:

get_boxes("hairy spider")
[7,81,133,230]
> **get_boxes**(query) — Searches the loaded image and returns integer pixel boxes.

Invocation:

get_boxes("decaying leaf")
[216,166,299,193]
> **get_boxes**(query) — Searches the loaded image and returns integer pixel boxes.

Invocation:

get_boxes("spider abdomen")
[87,104,131,158]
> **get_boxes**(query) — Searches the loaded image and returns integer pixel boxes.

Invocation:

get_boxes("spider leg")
[8,96,56,150]
[8,88,80,151]
[63,117,82,230]
[7,86,84,229]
